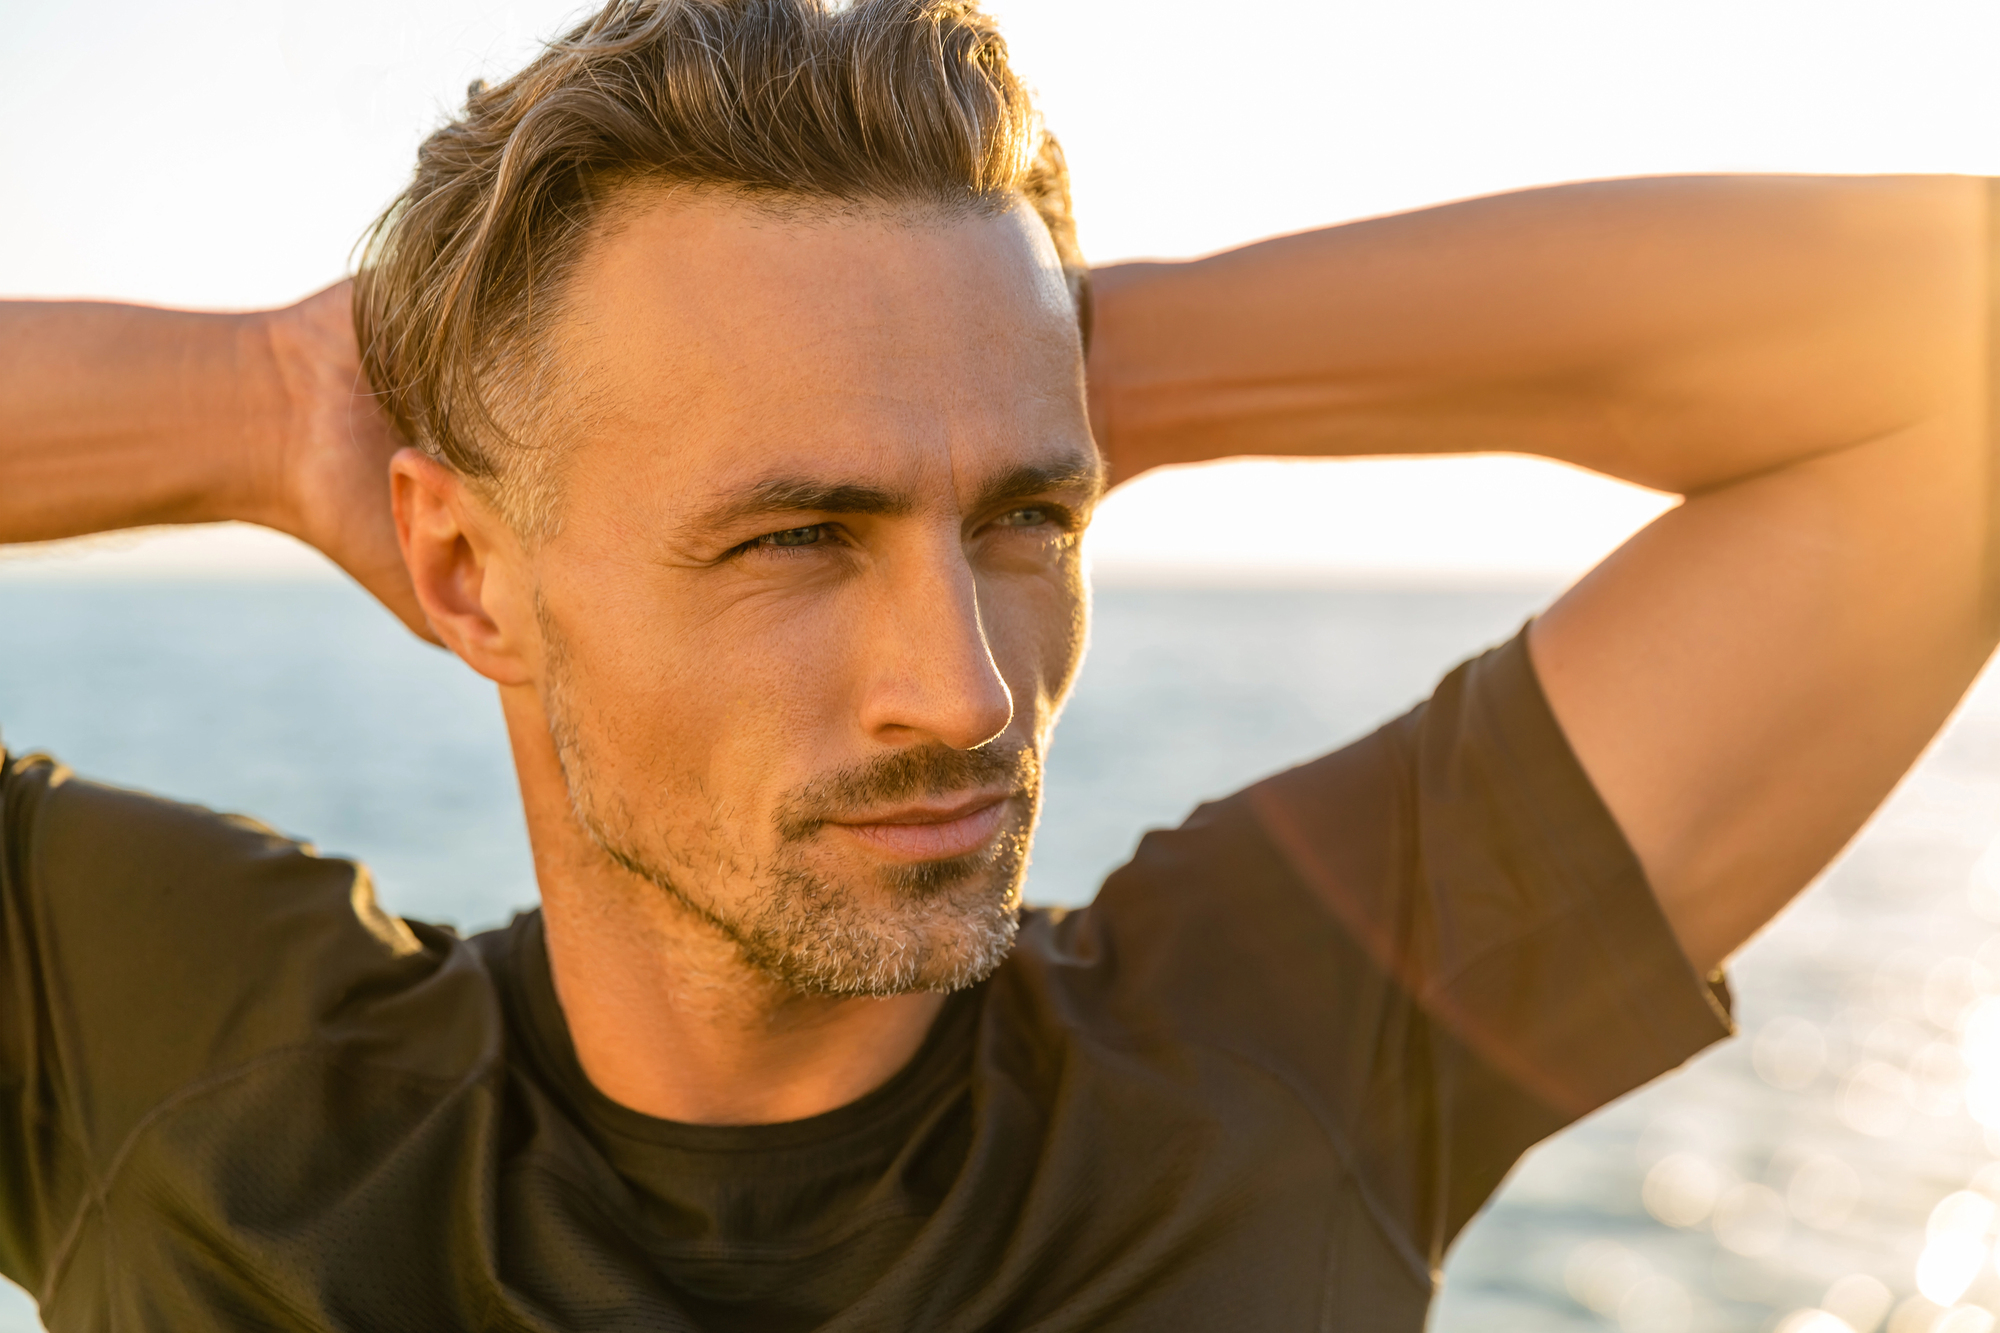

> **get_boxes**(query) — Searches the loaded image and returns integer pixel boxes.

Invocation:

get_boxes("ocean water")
[2,576,1999,1333]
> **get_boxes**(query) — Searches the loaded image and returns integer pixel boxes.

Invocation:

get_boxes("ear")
[390,448,538,687]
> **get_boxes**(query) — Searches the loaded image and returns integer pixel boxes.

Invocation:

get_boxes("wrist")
[0,301,300,547]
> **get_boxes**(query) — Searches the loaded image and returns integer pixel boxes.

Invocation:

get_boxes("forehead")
[550,189,1088,514]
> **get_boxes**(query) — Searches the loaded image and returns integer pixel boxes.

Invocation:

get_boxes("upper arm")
[1090,173,1998,974]
[1090,174,1982,490]
[1528,180,1994,971]
[1532,406,1993,972]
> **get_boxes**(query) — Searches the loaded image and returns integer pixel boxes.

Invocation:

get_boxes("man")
[0,0,1990,1327]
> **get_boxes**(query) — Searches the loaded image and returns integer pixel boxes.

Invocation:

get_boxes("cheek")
[982,564,1089,730]
[555,580,857,802]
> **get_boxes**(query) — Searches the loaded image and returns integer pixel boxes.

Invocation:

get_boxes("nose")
[854,542,1014,752]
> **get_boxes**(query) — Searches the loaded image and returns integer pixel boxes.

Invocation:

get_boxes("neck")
[500,685,945,1126]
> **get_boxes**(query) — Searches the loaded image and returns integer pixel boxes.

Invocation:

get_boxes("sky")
[6,0,2000,582]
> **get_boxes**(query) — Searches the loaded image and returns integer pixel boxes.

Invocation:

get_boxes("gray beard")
[580,797,1031,998]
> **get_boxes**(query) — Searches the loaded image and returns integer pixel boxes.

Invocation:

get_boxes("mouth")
[824,793,1013,862]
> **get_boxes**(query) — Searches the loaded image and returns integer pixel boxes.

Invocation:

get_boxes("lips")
[826,795,1011,861]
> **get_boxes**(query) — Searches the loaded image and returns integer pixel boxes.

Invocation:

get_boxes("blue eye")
[759,525,826,548]
[998,507,1050,527]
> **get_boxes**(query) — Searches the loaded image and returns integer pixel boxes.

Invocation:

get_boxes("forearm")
[0,302,287,544]
[1086,174,1983,492]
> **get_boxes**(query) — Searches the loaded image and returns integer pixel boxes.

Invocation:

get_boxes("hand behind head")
[263,280,441,645]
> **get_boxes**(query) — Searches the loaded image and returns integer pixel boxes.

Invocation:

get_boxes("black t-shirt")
[0,631,1731,1330]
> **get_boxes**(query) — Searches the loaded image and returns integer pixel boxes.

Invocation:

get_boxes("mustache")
[775,743,1041,844]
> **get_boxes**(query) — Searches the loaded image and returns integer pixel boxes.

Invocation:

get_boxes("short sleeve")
[0,751,456,1292]
[1075,627,1732,1275]
[1255,628,1731,1244]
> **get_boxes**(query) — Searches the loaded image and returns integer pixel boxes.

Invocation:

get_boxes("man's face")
[522,191,1097,997]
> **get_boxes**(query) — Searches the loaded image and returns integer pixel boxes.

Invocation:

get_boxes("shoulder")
[3,749,429,984]
[0,751,499,1155]
[8,750,387,912]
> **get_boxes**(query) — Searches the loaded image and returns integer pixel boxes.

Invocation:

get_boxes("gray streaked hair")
[355,0,1087,537]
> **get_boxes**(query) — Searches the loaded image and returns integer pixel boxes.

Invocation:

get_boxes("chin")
[739,838,1030,998]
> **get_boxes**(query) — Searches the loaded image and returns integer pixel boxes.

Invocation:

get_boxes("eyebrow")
[688,449,1105,542]
[970,454,1107,513]
[689,478,912,541]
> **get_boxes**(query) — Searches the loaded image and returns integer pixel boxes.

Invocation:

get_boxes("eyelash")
[750,525,829,550]
[731,505,1076,558]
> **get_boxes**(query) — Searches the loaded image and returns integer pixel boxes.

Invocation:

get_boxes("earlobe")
[389,449,536,687]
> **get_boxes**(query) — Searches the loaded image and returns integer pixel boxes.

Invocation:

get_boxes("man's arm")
[1088,174,1994,973]
[0,285,431,638]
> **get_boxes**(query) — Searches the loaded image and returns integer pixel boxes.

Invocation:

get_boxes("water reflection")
[1790,1156,1862,1231]
[1821,1274,1893,1332]
[1644,1154,1722,1229]
[1756,1018,1829,1091]
[1567,1240,1690,1331]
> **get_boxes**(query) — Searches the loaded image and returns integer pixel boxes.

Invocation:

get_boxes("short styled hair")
[354,0,1087,536]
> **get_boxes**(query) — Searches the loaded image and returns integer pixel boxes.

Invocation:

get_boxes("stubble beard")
[539,627,1034,998]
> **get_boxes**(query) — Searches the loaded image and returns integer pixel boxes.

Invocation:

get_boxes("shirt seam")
[35,1040,477,1308]
[1204,1039,1433,1288]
